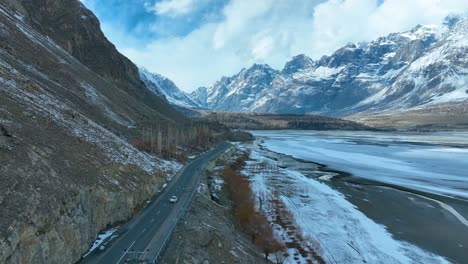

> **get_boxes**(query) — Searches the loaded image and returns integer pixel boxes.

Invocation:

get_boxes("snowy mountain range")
[186,16,468,116]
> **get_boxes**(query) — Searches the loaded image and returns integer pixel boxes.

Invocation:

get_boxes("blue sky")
[81,0,468,92]
[82,0,230,47]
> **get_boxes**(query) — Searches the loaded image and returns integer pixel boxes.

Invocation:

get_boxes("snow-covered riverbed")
[245,130,468,263]
[253,130,468,199]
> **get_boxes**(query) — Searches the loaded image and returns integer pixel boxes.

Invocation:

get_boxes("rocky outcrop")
[0,124,13,150]
[0,104,169,263]
[0,176,164,264]
[0,2,183,263]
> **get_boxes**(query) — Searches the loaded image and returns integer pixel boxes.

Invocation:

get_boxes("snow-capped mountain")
[139,68,200,108]
[358,18,468,111]
[193,64,279,111]
[191,17,468,116]
[190,86,208,107]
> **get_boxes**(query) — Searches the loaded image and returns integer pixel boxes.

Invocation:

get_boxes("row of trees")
[271,194,324,264]
[223,154,286,263]
[245,155,324,264]
[131,123,213,160]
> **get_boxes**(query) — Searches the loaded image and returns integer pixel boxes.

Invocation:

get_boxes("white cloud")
[150,0,196,17]
[121,23,246,91]
[310,0,468,57]
[121,0,319,91]
[112,0,468,92]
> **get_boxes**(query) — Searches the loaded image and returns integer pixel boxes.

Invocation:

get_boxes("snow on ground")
[244,146,450,264]
[243,150,314,264]
[160,160,183,177]
[83,229,117,258]
[0,57,181,177]
[293,66,344,81]
[80,81,134,127]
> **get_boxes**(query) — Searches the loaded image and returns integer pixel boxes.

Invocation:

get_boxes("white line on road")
[116,240,136,264]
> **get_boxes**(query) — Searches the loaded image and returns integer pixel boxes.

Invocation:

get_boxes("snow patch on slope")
[0,59,180,175]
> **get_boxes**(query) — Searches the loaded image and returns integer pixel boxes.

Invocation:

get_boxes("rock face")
[191,17,468,116]
[139,68,201,108]
[193,64,279,112]
[15,0,184,121]
[0,1,183,264]
[190,87,208,108]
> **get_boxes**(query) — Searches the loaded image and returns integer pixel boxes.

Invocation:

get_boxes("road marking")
[116,240,136,264]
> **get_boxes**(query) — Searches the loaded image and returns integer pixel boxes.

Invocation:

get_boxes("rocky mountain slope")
[15,0,184,121]
[191,17,468,116]
[0,1,185,263]
[139,68,200,108]
[193,64,279,112]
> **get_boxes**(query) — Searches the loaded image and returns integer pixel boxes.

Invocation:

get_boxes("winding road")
[80,142,232,264]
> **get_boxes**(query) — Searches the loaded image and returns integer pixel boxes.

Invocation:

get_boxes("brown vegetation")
[223,155,285,262]
[196,111,373,131]
[131,123,214,160]
[243,155,325,264]
[347,100,468,131]
[271,196,325,264]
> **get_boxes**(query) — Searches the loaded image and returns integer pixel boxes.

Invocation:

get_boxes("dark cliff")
[14,0,184,121]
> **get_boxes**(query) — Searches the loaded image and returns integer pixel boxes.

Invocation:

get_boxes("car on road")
[169,196,178,203]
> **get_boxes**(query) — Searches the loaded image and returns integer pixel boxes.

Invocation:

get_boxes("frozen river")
[247,130,468,263]
[253,130,468,199]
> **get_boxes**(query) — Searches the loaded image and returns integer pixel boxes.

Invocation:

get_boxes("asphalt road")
[80,142,232,264]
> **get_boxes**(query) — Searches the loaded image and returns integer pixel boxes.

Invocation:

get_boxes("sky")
[80,0,468,92]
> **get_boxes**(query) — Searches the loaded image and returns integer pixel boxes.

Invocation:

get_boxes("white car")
[169,196,178,203]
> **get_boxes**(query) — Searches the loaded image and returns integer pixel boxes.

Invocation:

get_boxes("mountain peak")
[139,68,200,109]
[443,14,463,29]
[282,54,314,74]
[247,63,274,72]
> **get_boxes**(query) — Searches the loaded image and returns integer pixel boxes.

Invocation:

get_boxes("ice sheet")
[253,130,468,199]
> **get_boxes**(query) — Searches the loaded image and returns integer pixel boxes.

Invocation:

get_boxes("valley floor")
[243,130,468,263]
